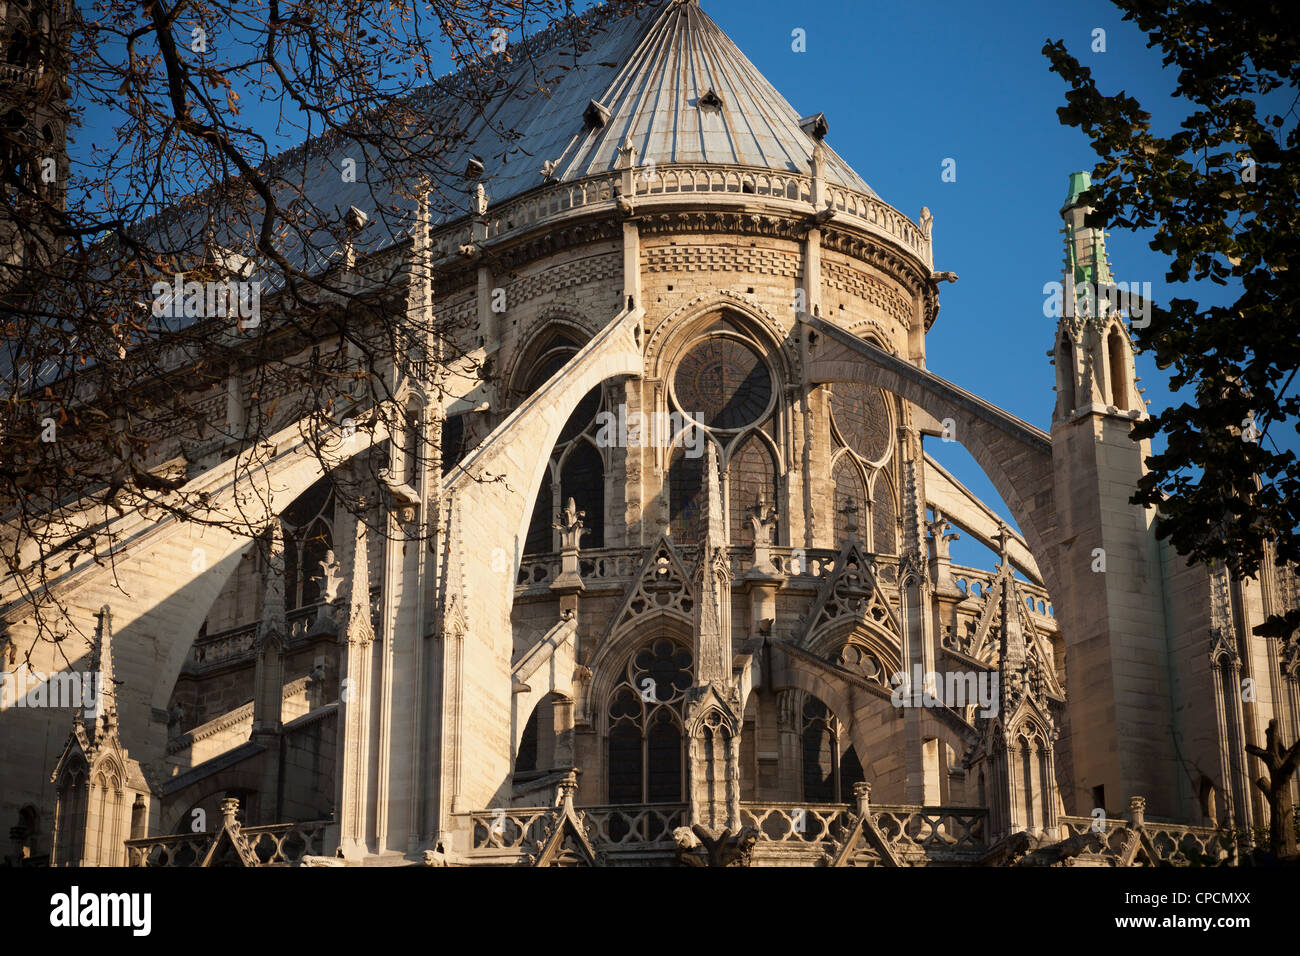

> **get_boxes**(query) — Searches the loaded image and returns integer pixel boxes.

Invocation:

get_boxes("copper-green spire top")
[1061,171,1112,290]
[1064,170,1092,208]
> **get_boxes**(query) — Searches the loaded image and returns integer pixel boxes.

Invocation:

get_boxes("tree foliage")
[1045,1,1300,635]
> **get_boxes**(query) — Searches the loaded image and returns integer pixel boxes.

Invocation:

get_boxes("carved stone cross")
[838,497,860,536]
[318,549,343,605]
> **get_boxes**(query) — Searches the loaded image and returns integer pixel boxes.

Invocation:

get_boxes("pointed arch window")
[872,475,897,555]
[282,480,334,610]
[606,638,693,804]
[518,331,606,555]
[831,454,868,546]
[666,320,782,547]
[1057,336,1076,412]
[799,694,865,804]
[668,448,705,545]
[560,440,605,549]
[53,761,87,867]
[1107,327,1129,410]
[727,434,777,546]
[525,468,555,555]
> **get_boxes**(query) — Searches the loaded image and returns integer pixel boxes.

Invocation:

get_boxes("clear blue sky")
[68,0,1292,573]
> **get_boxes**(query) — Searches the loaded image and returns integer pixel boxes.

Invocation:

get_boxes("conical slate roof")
[461,0,874,201]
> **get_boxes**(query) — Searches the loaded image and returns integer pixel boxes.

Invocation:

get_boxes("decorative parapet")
[456,800,1235,866]
[950,564,1056,620]
[427,164,932,270]
[1053,813,1233,866]
[515,545,897,594]
[459,801,987,866]
[125,799,329,866]
[186,586,381,672]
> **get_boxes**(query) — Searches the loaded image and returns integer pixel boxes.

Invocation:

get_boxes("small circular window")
[671,336,773,430]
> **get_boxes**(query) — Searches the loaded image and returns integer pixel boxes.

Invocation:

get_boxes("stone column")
[332,509,375,860]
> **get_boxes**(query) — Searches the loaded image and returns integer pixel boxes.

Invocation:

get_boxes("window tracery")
[606,638,693,804]
[520,334,607,554]
[665,318,781,545]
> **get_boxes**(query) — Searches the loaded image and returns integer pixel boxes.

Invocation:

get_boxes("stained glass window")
[516,330,605,554]
[282,479,333,610]
[668,449,704,544]
[441,413,467,476]
[673,337,772,430]
[832,382,892,463]
[524,469,554,555]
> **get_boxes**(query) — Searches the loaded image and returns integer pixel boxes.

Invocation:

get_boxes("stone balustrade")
[514,545,899,594]
[186,586,381,671]
[125,819,329,866]
[426,163,931,268]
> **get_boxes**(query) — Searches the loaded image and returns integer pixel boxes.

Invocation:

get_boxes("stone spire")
[84,605,117,739]
[703,441,727,551]
[343,512,374,645]
[693,443,731,685]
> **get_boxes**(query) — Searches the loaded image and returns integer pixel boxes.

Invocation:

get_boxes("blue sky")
[67,0,1292,573]
[697,0,1295,568]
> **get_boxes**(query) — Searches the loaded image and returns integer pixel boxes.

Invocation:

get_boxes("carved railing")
[739,802,850,843]
[187,586,382,670]
[465,803,687,855]
[125,833,212,867]
[240,821,330,865]
[950,564,1055,619]
[515,545,900,594]
[581,803,686,845]
[1057,815,1231,865]
[456,802,1235,865]
[125,819,329,866]
[635,164,811,204]
[772,548,900,584]
[516,547,644,590]
[872,804,988,852]
[822,182,929,264]
[428,164,931,267]
[467,807,554,852]
[486,174,620,242]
